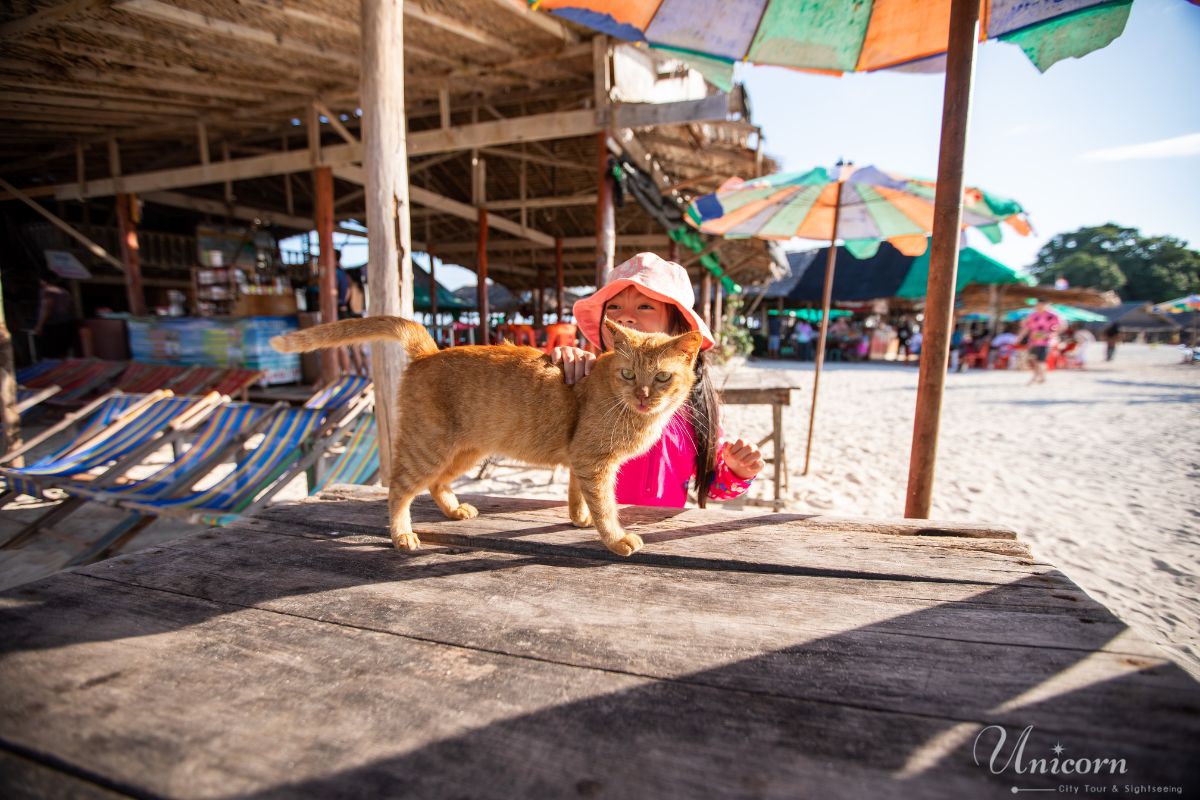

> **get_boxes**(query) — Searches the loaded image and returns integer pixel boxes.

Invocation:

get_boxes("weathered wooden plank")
[0,748,130,799]
[2,573,1193,798]
[70,526,1200,751]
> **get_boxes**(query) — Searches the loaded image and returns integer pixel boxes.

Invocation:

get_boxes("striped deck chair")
[312,412,379,493]
[305,375,373,410]
[1,391,147,469]
[64,398,369,565]
[38,359,126,404]
[114,363,190,394]
[15,386,62,418]
[210,368,264,401]
[1,401,278,551]
[169,366,224,396]
[16,360,62,385]
[0,391,219,501]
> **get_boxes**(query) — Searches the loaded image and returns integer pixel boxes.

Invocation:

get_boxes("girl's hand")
[723,438,765,480]
[550,346,596,385]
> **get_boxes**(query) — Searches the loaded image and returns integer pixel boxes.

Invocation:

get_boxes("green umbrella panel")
[896,247,1034,299]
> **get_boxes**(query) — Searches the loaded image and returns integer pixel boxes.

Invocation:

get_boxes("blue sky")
[325,0,1199,290]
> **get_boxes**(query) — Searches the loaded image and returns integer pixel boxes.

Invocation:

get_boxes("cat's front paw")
[392,532,422,551]
[606,532,643,557]
[570,508,593,528]
[447,503,478,520]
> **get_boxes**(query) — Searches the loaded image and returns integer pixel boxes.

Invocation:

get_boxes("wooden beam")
[481,0,578,43]
[314,99,358,145]
[478,146,592,174]
[142,191,313,231]
[478,208,490,344]
[0,92,202,117]
[0,177,125,272]
[595,131,615,286]
[314,166,339,382]
[0,0,105,40]
[405,4,519,55]
[612,93,738,131]
[114,0,359,69]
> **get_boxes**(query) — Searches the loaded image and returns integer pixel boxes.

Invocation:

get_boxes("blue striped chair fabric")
[314,413,379,493]
[304,375,372,411]
[67,402,271,504]
[16,360,62,385]
[1,395,200,498]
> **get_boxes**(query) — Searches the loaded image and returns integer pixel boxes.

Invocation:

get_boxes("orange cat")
[271,316,701,555]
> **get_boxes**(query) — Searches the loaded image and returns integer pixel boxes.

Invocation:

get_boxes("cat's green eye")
[654,371,671,383]
[620,368,635,380]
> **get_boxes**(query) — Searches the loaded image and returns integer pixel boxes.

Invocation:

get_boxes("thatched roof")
[0,0,781,295]
[957,283,1121,313]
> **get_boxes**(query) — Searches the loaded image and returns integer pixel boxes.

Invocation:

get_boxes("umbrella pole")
[802,181,844,476]
[905,0,980,518]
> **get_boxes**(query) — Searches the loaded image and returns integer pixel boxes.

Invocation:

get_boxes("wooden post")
[362,0,414,486]
[699,270,712,327]
[477,208,490,345]
[555,236,565,322]
[803,183,844,476]
[109,139,145,315]
[595,132,615,287]
[313,165,339,384]
[428,252,438,329]
[535,258,544,325]
[713,282,724,343]
[0,271,20,459]
[668,239,679,262]
[905,0,980,518]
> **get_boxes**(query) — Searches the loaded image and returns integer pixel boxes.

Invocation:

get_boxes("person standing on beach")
[766,313,783,359]
[1104,321,1121,362]
[1019,302,1062,385]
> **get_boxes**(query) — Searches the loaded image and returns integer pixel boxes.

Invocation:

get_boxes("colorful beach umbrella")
[1004,303,1107,323]
[532,0,1133,83]
[687,162,1030,475]
[1151,294,1200,314]
[687,165,1031,258]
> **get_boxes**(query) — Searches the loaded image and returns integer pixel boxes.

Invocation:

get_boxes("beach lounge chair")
[25,359,126,405]
[1,378,373,552]
[210,368,264,401]
[15,386,62,418]
[167,366,263,399]
[312,412,380,492]
[114,362,191,394]
[16,359,62,385]
[62,395,371,565]
[0,390,221,503]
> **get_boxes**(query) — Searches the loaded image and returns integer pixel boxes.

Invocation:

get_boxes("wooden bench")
[1,486,1196,798]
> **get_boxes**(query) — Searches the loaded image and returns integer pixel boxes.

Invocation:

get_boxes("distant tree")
[1044,252,1125,292]
[1030,224,1200,301]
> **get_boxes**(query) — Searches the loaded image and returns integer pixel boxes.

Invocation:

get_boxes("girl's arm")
[708,438,763,500]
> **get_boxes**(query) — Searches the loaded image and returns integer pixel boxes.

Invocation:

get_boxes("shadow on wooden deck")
[0,489,1196,798]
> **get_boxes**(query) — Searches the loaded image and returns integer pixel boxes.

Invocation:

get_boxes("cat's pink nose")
[637,386,650,399]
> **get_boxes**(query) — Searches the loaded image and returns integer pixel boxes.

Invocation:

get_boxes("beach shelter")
[1004,304,1107,323]
[687,164,1031,475]
[532,0,1135,516]
[1152,295,1200,346]
[895,247,1033,299]
[412,262,471,314]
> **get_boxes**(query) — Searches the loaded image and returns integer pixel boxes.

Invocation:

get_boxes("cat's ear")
[670,330,704,366]
[603,318,640,350]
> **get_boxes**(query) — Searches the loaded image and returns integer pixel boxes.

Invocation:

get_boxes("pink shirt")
[614,408,753,507]
[1024,309,1062,346]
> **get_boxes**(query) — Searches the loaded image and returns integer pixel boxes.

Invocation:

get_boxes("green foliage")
[1030,224,1200,301]
[712,295,754,364]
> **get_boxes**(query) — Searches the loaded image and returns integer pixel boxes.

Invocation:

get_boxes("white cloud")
[1080,132,1200,162]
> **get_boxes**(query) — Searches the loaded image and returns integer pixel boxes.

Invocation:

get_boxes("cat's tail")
[270,316,438,359]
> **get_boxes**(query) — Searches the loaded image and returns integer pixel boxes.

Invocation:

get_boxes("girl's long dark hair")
[600,303,721,508]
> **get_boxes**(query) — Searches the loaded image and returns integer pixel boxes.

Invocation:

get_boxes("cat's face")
[602,319,702,416]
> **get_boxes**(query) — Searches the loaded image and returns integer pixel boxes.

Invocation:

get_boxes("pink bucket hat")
[573,252,716,351]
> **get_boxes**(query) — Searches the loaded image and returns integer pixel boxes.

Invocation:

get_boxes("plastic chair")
[962,342,990,370]
[543,323,578,353]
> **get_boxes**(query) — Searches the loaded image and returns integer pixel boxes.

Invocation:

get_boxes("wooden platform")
[1,486,1197,798]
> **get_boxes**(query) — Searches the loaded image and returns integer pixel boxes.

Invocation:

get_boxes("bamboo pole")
[905,0,980,518]
[115,193,145,315]
[802,181,844,476]
[362,0,413,486]
[313,165,339,384]
[477,207,489,344]
[555,236,565,322]
[595,131,615,287]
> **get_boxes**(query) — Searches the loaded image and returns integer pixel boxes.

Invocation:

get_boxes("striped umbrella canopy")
[686,164,1031,259]
[1005,303,1107,323]
[531,0,1133,79]
[1151,294,1200,314]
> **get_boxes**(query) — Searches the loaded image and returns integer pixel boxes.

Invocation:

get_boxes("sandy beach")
[2,343,1196,679]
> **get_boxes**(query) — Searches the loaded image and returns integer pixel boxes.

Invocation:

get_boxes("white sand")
[451,343,1200,678]
[2,343,1196,678]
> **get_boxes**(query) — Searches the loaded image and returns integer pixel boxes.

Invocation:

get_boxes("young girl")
[551,252,764,508]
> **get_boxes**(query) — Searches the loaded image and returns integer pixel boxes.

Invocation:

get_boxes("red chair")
[499,324,537,347]
[543,323,578,353]
[962,342,990,370]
